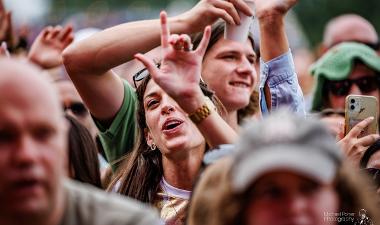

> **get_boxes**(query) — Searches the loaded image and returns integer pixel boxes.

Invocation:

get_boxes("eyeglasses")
[132,63,161,88]
[63,102,88,117]
[326,76,380,96]
[363,168,380,188]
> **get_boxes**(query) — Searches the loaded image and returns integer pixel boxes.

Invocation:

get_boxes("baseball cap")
[231,109,342,193]
[310,42,380,111]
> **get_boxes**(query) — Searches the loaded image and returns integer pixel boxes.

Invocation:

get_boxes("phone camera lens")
[350,99,355,104]
[350,105,355,110]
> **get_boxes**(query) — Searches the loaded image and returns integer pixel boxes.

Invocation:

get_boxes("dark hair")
[192,20,258,123]
[360,139,380,168]
[192,20,255,56]
[65,114,102,188]
[108,75,225,203]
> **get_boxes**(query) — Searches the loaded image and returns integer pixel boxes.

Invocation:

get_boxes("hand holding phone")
[345,95,379,136]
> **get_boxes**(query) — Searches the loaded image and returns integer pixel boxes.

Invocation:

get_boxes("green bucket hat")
[310,42,380,111]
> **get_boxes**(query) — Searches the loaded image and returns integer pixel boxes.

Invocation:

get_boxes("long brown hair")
[66,114,102,188]
[108,76,225,203]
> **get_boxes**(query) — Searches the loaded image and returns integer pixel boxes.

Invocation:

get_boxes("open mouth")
[162,119,183,131]
[229,81,250,88]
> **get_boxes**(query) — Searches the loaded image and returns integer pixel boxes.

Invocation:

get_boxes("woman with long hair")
[63,0,304,172]
[105,13,236,224]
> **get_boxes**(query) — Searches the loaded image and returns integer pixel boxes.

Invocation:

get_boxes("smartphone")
[345,95,379,136]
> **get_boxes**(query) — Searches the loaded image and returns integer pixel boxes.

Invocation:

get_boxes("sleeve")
[93,80,137,172]
[259,49,305,116]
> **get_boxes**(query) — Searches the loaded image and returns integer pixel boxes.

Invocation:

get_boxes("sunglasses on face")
[132,63,161,89]
[363,168,380,188]
[326,76,380,96]
[63,102,88,117]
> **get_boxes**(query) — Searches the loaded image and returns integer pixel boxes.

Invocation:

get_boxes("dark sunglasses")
[132,63,161,88]
[326,76,380,96]
[363,168,380,188]
[63,102,88,117]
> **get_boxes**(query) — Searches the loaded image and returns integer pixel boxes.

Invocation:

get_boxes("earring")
[150,143,156,151]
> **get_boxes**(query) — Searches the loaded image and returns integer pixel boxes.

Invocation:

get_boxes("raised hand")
[177,0,253,33]
[0,0,13,48]
[253,0,298,19]
[28,25,74,69]
[135,11,211,113]
[338,117,380,168]
[0,41,10,57]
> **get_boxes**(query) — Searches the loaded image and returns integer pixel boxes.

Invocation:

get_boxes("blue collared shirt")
[259,50,305,116]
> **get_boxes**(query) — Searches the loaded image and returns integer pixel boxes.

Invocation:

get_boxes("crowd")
[0,0,379,224]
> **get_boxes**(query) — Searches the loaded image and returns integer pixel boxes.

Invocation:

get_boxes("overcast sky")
[4,0,51,25]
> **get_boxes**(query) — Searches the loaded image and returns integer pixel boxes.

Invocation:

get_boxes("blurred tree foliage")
[293,0,380,49]
[52,0,380,49]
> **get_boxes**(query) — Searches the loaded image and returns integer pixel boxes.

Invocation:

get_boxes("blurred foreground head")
[188,110,380,225]
[322,14,379,54]
[0,58,68,225]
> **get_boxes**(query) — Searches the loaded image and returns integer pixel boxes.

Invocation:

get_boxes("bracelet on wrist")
[188,98,213,124]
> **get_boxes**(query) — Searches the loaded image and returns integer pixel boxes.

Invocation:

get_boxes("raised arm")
[62,0,253,123]
[28,25,73,69]
[255,0,305,115]
[136,12,238,147]
[255,0,297,61]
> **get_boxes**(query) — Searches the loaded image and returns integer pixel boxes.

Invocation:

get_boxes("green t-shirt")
[94,80,137,172]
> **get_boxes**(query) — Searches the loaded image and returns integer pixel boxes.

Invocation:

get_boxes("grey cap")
[231,109,342,193]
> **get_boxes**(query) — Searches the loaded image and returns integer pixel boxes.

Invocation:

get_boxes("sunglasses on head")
[132,63,161,89]
[363,168,380,188]
[63,102,88,117]
[326,76,380,96]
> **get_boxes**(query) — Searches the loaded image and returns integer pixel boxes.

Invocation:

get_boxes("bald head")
[0,58,67,225]
[323,14,378,49]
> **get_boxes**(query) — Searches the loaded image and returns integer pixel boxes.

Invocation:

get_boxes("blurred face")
[55,81,97,139]
[143,80,205,158]
[0,81,67,221]
[202,38,257,112]
[327,64,380,111]
[244,171,339,225]
[366,151,380,197]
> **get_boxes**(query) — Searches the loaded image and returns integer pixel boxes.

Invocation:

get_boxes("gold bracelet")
[189,102,211,124]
